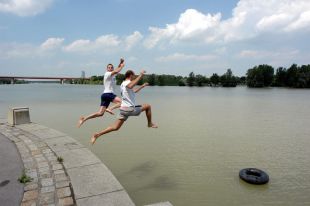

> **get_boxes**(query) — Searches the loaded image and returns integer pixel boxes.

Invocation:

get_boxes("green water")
[1,84,310,206]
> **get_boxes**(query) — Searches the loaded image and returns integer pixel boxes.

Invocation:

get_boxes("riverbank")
[0,117,172,206]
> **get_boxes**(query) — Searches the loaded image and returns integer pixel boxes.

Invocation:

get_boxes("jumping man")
[78,58,125,128]
[91,69,158,144]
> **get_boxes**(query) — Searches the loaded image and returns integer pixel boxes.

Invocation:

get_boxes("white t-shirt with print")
[120,80,135,107]
[103,71,116,93]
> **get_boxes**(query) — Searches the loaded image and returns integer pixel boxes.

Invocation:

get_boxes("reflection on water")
[1,84,310,206]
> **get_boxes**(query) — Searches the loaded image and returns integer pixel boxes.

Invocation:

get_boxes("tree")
[187,72,195,86]
[195,74,206,87]
[147,74,156,86]
[210,73,220,86]
[246,64,274,87]
[220,69,237,87]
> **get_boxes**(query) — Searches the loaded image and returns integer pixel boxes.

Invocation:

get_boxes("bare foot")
[148,123,158,128]
[105,109,114,115]
[77,117,85,128]
[90,133,100,145]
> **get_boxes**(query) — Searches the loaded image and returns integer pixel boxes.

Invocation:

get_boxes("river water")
[1,84,310,206]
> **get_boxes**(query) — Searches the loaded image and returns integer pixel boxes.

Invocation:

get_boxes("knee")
[145,104,151,109]
[97,111,104,116]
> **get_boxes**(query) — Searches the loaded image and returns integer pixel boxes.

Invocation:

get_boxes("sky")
[0,0,310,77]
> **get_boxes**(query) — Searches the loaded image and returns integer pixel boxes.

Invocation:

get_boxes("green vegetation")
[18,170,32,184]
[2,64,309,88]
[57,156,64,163]
[246,64,310,88]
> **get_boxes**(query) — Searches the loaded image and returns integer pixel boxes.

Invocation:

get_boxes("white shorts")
[118,106,142,121]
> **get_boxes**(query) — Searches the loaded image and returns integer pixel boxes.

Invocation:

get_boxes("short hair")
[125,70,135,78]
[107,63,113,68]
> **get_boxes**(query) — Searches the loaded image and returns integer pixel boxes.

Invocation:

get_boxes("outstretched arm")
[133,83,149,93]
[127,70,146,89]
[111,58,125,76]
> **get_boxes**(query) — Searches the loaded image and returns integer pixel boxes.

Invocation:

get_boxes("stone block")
[8,107,31,125]
[76,190,135,206]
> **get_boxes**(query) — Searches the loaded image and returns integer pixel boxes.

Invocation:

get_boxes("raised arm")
[133,82,149,93]
[111,58,125,76]
[127,70,146,89]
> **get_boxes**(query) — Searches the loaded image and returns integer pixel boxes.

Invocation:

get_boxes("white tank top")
[103,72,116,93]
[120,80,135,107]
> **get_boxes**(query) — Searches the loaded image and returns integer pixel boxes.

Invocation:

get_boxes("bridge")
[0,76,90,84]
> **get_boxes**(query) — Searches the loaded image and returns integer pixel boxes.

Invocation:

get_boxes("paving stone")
[52,164,63,171]
[57,187,71,198]
[23,190,39,201]
[76,190,135,206]
[31,150,41,155]
[39,192,55,205]
[55,173,68,182]
[45,136,83,152]
[21,201,37,206]
[41,178,54,187]
[67,163,123,199]
[54,169,65,175]
[37,162,49,168]
[55,180,70,189]
[35,156,47,163]
[26,170,38,179]
[57,148,101,169]
[38,166,50,173]
[24,183,38,191]
[41,186,55,194]
[58,197,74,206]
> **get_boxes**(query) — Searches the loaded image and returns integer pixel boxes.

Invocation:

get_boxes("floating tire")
[239,168,269,185]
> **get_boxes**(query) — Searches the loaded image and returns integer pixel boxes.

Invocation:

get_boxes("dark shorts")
[100,93,116,107]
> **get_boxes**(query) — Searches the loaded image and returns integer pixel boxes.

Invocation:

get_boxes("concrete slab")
[31,128,66,139]
[17,123,48,131]
[145,202,173,206]
[67,163,124,199]
[76,190,135,206]
[45,136,84,152]
[55,148,101,169]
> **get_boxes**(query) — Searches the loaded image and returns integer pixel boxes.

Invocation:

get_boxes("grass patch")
[57,156,64,163]
[18,170,32,184]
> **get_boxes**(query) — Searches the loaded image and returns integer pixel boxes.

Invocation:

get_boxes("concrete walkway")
[0,133,24,206]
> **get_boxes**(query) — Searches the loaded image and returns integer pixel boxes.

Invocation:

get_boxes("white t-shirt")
[120,80,135,107]
[103,71,116,93]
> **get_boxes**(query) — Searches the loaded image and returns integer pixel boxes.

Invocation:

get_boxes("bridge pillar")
[10,78,14,84]
[60,79,64,84]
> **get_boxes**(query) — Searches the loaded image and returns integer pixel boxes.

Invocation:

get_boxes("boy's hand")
[143,82,149,87]
[140,70,146,75]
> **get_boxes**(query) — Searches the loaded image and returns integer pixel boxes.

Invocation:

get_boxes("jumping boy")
[91,69,158,144]
[78,58,124,128]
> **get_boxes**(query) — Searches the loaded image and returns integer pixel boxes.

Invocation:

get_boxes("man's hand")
[143,82,149,87]
[140,70,146,75]
[119,58,125,68]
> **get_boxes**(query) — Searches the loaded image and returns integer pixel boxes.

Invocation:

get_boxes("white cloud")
[63,32,142,53]
[125,31,143,50]
[156,53,217,62]
[40,38,64,50]
[238,49,300,59]
[144,9,221,48]
[145,0,310,48]
[0,0,53,16]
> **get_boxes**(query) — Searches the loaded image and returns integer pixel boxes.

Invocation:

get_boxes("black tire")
[239,168,269,185]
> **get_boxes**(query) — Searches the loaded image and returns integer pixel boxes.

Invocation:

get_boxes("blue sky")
[1,0,310,77]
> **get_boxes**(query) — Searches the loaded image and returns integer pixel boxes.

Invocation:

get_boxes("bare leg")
[77,106,106,128]
[106,97,121,115]
[90,119,125,145]
[141,104,158,128]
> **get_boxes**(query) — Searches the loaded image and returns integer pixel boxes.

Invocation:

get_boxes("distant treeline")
[2,64,309,88]
[73,68,246,87]
[247,64,310,88]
